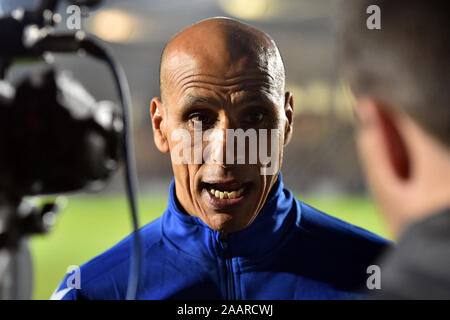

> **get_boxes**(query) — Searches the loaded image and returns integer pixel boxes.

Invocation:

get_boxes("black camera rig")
[0,0,142,300]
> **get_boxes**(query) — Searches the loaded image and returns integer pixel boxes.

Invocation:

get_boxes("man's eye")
[188,112,215,126]
[245,111,264,124]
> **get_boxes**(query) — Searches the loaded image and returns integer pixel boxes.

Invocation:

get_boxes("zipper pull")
[218,231,229,250]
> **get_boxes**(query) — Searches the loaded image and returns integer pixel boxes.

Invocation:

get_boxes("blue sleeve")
[50,273,82,300]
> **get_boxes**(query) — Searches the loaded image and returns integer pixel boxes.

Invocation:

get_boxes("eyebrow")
[232,93,276,107]
[182,95,223,109]
[180,92,277,114]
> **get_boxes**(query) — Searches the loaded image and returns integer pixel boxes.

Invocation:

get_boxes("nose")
[204,113,236,165]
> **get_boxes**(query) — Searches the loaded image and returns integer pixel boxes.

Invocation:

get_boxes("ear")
[283,91,294,145]
[356,98,411,182]
[150,97,169,153]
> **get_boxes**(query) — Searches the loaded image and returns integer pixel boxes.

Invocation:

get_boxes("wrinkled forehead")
[160,25,285,102]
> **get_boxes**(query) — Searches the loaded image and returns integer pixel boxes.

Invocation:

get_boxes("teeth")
[209,188,244,199]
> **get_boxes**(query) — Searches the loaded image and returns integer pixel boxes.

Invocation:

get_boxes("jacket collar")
[161,173,297,260]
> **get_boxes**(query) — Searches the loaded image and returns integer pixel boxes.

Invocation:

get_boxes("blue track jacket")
[52,174,389,299]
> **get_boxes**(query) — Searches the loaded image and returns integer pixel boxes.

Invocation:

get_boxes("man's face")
[151,40,293,233]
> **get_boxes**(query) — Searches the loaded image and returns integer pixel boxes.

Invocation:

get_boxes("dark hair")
[338,0,450,147]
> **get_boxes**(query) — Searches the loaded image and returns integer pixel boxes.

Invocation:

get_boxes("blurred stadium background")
[1,0,391,299]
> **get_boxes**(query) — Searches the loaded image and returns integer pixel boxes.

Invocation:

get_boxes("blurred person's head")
[149,17,294,233]
[339,0,450,236]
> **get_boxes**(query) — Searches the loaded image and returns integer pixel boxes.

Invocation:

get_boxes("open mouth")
[201,180,250,208]
[208,185,244,199]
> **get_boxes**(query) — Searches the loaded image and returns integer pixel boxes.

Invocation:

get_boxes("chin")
[207,212,250,233]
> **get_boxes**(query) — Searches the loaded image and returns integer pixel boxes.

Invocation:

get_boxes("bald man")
[52,17,389,300]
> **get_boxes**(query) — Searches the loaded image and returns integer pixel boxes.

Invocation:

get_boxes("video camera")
[0,0,142,299]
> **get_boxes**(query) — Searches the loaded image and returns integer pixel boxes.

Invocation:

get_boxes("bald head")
[159,17,285,102]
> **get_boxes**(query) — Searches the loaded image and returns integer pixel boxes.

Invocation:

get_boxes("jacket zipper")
[219,231,236,300]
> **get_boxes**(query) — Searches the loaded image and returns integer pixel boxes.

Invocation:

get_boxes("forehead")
[163,49,284,107]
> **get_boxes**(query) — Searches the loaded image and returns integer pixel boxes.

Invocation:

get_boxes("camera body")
[0,0,142,300]
[0,68,123,196]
